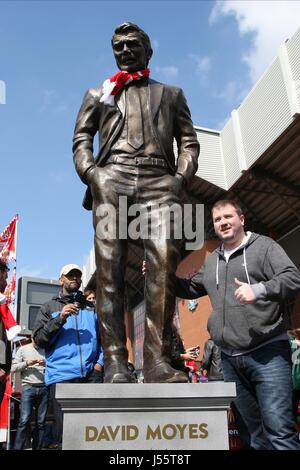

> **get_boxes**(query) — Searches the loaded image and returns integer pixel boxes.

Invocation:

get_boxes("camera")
[72,292,83,311]
[193,346,200,358]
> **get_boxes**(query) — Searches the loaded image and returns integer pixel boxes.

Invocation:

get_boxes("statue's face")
[112,32,148,72]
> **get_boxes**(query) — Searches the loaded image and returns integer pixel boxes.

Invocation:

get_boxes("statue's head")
[112,22,153,72]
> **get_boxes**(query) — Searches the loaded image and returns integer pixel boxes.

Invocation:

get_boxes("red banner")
[0,215,18,261]
[4,268,16,306]
[0,376,12,444]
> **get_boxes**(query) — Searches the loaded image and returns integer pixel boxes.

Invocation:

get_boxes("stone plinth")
[56,382,236,450]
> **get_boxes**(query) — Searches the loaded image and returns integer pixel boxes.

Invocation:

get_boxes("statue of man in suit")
[73,22,199,383]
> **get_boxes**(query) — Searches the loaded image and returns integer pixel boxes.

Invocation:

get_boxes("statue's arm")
[174,89,200,185]
[72,88,101,184]
[175,268,207,299]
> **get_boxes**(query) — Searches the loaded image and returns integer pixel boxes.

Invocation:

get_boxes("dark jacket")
[201,339,223,381]
[33,291,86,349]
[176,233,300,351]
[72,79,199,210]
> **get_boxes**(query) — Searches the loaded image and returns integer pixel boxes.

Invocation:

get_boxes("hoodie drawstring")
[243,247,251,284]
[216,254,219,288]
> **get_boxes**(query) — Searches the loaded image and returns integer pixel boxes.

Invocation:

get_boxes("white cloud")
[189,54,212,87]
[189,54,212,75]
[214,80,248,105]
[210,0,300,83]
[0,80,6,104]
[155,65,179,80]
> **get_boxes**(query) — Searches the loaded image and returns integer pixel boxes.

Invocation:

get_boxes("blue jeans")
[222,340,300,450]
[14,384,49,450]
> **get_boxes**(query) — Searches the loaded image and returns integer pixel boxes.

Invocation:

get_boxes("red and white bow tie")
[100,68,150,106]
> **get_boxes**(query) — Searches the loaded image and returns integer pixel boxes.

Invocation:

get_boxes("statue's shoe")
[144,362,188,383]
[104,364,135,383]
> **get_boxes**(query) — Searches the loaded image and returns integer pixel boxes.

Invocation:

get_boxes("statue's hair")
[84,289,95,299]
[112,22,153,63]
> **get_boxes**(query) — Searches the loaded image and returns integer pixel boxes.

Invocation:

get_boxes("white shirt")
[223,231,252,262]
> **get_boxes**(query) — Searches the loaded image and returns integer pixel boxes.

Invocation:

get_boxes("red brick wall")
[176,240,220,363]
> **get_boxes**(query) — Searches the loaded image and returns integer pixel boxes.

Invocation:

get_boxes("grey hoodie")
[176,233,300,350]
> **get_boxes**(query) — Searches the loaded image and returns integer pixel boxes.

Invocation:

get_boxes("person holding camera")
[184,349,199,383]
[33,263,104,385]
[33,264,104,448]
[170,320,199,382]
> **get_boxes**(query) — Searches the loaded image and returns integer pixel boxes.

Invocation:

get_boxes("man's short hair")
[112,22,153,63]
[0,259,9,272]
[211,199,243,217]
[84,289,95,298]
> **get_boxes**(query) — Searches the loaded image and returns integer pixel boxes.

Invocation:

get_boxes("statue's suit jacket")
[73,78,200,210]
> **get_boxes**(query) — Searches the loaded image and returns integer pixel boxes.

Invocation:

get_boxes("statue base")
[56,382,236,450]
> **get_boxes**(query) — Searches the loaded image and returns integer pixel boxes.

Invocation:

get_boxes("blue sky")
[1,0,300,282]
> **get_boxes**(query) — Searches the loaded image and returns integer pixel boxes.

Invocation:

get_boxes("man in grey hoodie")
[176,199,300,450]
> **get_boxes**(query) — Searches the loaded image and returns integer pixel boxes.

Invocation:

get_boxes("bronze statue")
[73,22,199,383]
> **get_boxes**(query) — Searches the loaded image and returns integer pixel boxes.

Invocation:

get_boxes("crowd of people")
[1,197,300,450]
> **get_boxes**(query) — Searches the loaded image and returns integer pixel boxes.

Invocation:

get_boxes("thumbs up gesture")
[234,278,256,304]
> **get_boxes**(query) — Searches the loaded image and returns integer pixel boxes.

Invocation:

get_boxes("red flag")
[4,268,16,305]
[0,215,18,261]
[0,376,12,443]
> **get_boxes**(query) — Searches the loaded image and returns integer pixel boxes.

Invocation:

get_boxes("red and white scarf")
[100,68,150,106]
